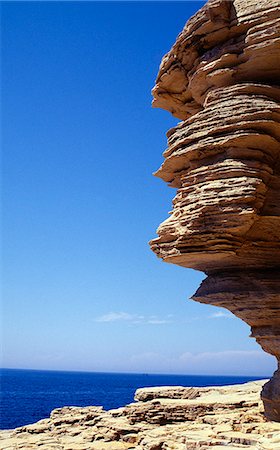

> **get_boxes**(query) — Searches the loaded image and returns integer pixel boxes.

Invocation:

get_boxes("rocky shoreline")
[1,380,280,450]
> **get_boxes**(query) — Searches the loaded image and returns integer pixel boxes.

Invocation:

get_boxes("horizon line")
[0,367,269,379]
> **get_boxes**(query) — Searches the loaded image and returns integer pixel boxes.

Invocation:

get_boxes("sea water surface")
[0,368,264,430]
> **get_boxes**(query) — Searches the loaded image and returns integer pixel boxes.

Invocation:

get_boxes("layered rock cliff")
[1,381,280,450]
[149,0,280,421]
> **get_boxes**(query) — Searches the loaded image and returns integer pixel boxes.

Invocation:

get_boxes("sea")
[0,368,265,430]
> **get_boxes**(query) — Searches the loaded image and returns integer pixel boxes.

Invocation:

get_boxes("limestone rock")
[149,0,280,420]
[1,381,280,449]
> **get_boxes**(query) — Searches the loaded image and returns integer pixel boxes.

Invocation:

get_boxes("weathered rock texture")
[2,381,280,450]
[149,0,280,421]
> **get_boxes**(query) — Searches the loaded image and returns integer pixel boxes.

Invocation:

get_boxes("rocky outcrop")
[149,0,280,420]
[1,381,280,449]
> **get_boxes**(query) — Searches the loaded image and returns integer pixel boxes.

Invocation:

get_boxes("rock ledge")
[1,380,280,450]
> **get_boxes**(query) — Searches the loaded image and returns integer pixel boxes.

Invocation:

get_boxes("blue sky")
[2,1,275,376]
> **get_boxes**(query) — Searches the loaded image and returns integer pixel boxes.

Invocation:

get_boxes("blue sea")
[0,368,264,430]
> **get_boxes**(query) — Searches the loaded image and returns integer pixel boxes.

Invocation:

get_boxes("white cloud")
[208,311,234,319]
[95,311,172,325]
[128,349,276,376]
[181,310,236,323]
[95,311,135,322]
[180,350,265,362]
[95,310,236,325]
[178,350,276,376]
[147,319,170,324]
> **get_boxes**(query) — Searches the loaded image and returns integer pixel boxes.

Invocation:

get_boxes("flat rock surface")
[1,380,280,449]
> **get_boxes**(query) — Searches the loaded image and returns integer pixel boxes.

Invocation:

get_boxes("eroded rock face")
[150,0,280,421]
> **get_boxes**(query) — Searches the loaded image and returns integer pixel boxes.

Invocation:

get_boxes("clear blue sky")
[2,1,275,376]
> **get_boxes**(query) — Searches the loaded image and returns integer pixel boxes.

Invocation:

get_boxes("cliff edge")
[1,380,280,450]
[149,0,280,420]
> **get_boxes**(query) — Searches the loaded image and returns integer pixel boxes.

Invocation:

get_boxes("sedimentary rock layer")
[150,0,280,420]
[1,381,280,450]
[152,0,280,120]
[151,84,280,272]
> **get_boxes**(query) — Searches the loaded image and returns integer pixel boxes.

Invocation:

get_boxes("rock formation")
[2,381,280,449]
[149,0,280,421]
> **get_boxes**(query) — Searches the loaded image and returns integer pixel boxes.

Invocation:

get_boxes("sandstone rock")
[1,381,280,449]
[134,386,200,401]
[149,0,280,421]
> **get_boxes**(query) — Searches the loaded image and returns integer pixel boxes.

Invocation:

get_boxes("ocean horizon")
[0,368,267,430]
